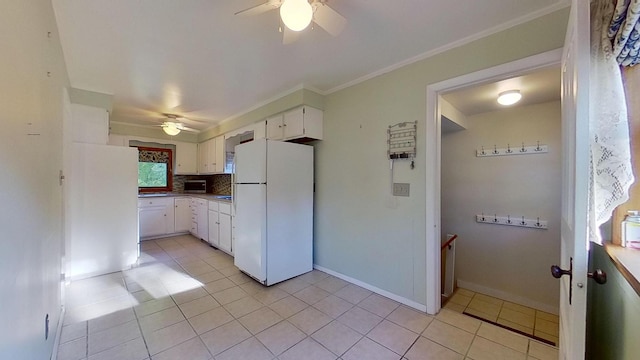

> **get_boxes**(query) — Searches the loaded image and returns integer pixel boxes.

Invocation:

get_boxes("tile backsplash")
[211,174,232,195]
[173,174,231,195]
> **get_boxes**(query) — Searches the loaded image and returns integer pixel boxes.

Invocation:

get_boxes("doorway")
[438,65,562,345]
[426,50,561,320]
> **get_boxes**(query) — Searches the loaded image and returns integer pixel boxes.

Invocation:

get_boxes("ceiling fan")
[157,114,200,136]
[235,0,346,44]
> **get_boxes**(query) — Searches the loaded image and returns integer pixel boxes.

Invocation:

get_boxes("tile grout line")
[71,237,556,360]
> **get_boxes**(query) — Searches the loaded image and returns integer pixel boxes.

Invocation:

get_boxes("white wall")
[441,101,561,313]
[0,0,69,358]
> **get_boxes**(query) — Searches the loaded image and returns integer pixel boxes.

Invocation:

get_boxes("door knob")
[551,265,571,278]
[588,269,607,284]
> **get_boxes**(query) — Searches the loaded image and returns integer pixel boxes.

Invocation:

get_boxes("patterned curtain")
[589,0,635,244]
[609,0,640,66]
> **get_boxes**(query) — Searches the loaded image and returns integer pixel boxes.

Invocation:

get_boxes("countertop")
[138,193,232,203]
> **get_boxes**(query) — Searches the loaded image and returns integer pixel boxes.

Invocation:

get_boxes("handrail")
[441,234,458,251]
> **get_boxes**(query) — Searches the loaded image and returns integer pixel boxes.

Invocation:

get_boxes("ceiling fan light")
[497,90,522,106]
[280,0,313,32]
[162,122,181,136]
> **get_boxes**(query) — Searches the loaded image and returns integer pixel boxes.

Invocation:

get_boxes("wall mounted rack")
[476,142,547,157]
[475,214,547,230]
[388,121,417,161]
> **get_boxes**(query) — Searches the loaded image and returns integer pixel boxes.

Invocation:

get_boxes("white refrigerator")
[67,143,139,280]
[233,139,313,285]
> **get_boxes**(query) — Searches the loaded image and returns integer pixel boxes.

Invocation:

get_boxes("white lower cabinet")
[174,197,191,232]
[195,199,208,240]
[190,198,198,236]
[218,212,232,254]
[138,197,231,250]
[138,198,174,238]
[207,200,233,255]
[208,212,219,247]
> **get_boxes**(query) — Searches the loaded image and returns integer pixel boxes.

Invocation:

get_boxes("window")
[139,162,168,187]
[136,146,173,193]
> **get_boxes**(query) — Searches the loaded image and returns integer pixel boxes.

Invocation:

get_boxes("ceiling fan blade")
[312,3,346,36]
[181,126,200,133]
[282,26,301,44]
[235,0,281,16]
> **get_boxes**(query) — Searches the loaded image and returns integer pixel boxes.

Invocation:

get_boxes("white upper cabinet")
[198,139,211,174]
[71,104,109,144]
[198,136,225,174]
[266,106,323,141]
[266,114,284,141]
[175,142,197,174]
[214,136,225,173]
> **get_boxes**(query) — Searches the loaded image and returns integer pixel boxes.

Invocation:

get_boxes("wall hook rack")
[387,121,417,172]
[476,141,548,157]
[475,214,547,229]
[387,121,417,161]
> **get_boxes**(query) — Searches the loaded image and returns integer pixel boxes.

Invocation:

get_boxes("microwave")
[184,180,207,193]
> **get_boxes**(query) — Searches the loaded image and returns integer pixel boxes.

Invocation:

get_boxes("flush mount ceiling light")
[280,0,313,31]
[497,90,522,106]
[162,122,181,136]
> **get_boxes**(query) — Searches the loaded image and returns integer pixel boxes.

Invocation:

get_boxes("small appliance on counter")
[184,179,207,193]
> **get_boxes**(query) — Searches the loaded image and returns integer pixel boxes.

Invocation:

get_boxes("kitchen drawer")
[208,200,219,211]
[219,202,232,215]
[138,198,171,208]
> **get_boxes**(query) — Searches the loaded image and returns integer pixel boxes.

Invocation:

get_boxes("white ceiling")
[442,66,561,117]
[52,0,567,131]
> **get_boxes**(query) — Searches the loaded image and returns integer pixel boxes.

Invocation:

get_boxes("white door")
[558,0,590,358]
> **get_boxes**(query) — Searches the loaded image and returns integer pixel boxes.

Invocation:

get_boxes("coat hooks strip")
[476,143,548,157]
[475,214,548,230]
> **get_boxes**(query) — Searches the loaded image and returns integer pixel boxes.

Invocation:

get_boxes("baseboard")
[50,305,65,360]
[140,231,191,241]
[456,279,559,315]
[313,264,427,312]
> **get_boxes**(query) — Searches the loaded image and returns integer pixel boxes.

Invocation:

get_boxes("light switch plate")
[393,183,410,197]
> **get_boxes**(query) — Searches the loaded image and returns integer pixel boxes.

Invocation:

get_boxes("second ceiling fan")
[235,0,346,44]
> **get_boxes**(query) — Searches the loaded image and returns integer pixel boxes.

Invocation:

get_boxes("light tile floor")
[444,288,560,346]
[57,235,559,360]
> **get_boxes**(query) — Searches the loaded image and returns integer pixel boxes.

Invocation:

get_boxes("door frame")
[424,48,563,314]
